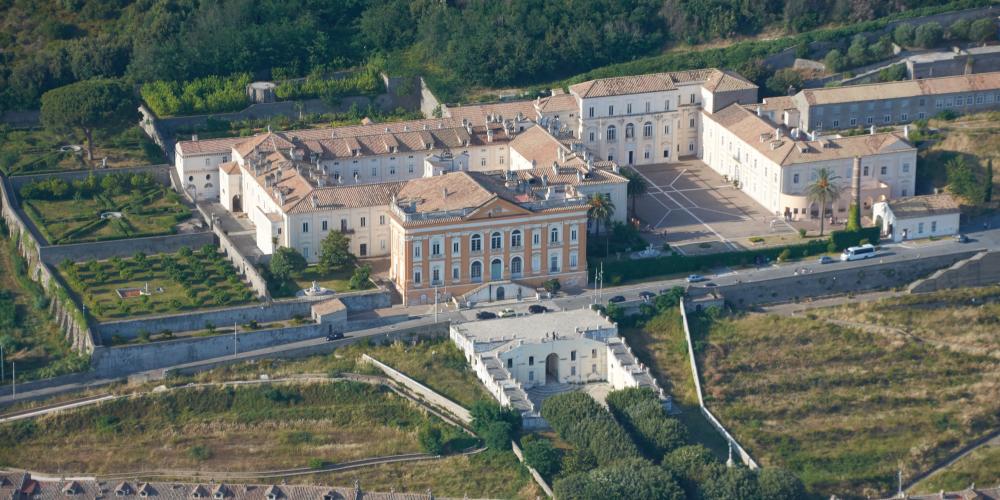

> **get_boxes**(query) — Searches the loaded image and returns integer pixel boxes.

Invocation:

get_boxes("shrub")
[554,458,685,500]
[798,228,807,238]
[349,264,372,290]
[140,73,251,116]
[606,388,688,459]
[970,18,997,43]
[914,22,944,48]
[893,23,915,46]
[480,421,513,451]
[777,248,792,262]
[542,278,561,294]
[188,445,212,461]
[830,227,881,250]
[418,424,444,455]
[522,437,561,478]
[541,392,640,466]
[757,468,806,500]
[307,458,325,469]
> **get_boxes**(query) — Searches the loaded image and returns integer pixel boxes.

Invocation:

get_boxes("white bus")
[840,244,877,261]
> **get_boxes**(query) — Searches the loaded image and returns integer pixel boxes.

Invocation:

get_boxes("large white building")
[873,193,961,242]
[450,309,662,427]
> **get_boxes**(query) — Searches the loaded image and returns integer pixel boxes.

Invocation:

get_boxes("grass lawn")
[59,248,255,322]
[0,126,162,176]
[193,337,490,409]
[0,229,89,382]
[619,309,731,460]
[914,444,1000,494]
[292,266,355,293]
[693,311,1000,497]
[0,381,451,474]
[22,181,191,245]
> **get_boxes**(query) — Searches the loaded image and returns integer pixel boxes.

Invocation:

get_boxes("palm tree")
[587,193,615,235]
[806,167,844,237]
[622,168,648,220]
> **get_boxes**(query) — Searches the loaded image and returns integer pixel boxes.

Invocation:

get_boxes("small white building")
[873,193,961,243]
[450,309,662,427]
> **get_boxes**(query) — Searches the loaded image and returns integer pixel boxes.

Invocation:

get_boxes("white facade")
[873,197,961,243]
[175,150,229,201]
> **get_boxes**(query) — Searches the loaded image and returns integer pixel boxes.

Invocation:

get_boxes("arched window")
[490,231,502,250]
[550,226,560,243]
[625,123,634,139]
[643,122,653,138]
[470,261,482,281]
[510,229,522,248]
[470,234,482,252]
[606,125,617,142]
[510,256,522,276]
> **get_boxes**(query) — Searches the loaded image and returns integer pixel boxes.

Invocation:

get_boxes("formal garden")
[0,221,89,382]
[265,233,375,298]
[19,171,192,245]
[691,306,1000,497]
[0,125,162,176]
[58,245,255,321]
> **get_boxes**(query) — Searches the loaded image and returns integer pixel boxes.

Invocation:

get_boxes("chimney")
[310,194,318,208]
[442,187,448,199]
[775,128,782,139]
[487,129,494,143]
[552,162,559,175]
[756,106,762,117]
[791,128,799,140]
[192,134,199,141]
[903,125,910,139]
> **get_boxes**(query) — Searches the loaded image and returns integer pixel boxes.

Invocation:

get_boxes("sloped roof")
[569,68,721,98]
[884,193,961,218]
[799,71,1000,106]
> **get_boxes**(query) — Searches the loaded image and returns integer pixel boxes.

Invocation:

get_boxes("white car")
[497,308,517,318]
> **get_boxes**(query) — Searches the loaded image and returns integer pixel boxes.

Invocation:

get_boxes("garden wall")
[194,203,269,299]
[908,250,1000,292]
[688,250,978,308]
[0,173,97,354]
[90,322,325,377]
[38,232,214,266]
[7,164,171,188]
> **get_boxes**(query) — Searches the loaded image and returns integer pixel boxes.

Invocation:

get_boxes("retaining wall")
[908,250,1000,292]
[194,203,269,298]
[38,232,214,265]
[7,164,171,189]
[419,77,443,118]
[91,322,325,377]
[363,347,468,423]
[691,251,978,308]
[0,173,97,354]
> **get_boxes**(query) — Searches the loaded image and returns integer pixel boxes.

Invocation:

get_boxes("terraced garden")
[59,246,255,321]
[0,126,162,176]
[20,172,192,245]
[693,310,1000,497]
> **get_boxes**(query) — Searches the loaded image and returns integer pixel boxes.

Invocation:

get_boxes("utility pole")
[433,285,439,323]
[11,362,14,400]
[234,322,238,357]
[1,344,4,382]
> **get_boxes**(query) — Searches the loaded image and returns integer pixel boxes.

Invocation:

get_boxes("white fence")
[679,297,759,469]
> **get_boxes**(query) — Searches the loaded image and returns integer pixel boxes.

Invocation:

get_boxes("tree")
[847,34,869,67]
[40,79,134,162]
[522,437,561,478]
[765,68,803,96]
[269,247,307,282]
[914,22,944,48]
[348,264,371,290]
[0,292,16,329]
[622,167,648,219]
[806,167,844,236]
[948,19,972,41]
[970,18,997,44]
[701,465,761,500]
[587,193,615,235]
[823,49,846,73]
[480,421,513,451]
[417,424,444,455]
[757,468,806,500]
[893,23,915,46]
[318,230,353,274]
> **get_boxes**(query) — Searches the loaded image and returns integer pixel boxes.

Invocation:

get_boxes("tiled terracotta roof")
[702,69,757,93]
[884,193,961,218]
[569,68,721,98]
[176,137,244,156]
[800,71,1000,105]
[394,172,496,215]
[447,100,538,126]
[535,93,578,113]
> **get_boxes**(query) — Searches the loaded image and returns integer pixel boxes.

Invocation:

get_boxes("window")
[379,215,385,225]
[507,358,512,369]
[866,116,874,124]
[850,117,857,126]
[976,94,985,104]
[625,123,634,139]
[188,175,193,182]
[689,93,695,104]
[452,239,460,254]
[592,349,597,357]
[626,103,632,114]
[389,165,396,175]
[511,229,522,248]
[645,102,651,113]
[588,107,594,118]
[571,351,576,361]
[471,261,482,281]
[532,254,541,272]
[321,220,328,231]
[431,240,441,256]
[608,105,614,116]
[592,364,597,373]
[570,251,578,269]
[481,157,486,167]
[511,256,522,275]
[833,120,839,128]
[919,98,925,106]
[664,124,670,134]
[432,267,440,284]
[918,222,924,234]
[793,174,800,184]
[966,96,973,105]
[863,166,869,176]
[302,222,309,233]
[570,227,578,242]
[902,188,907,196]
[588,131,596,143]
[918,112,926,119]
[689,117,695,128]
[529,356,534,366]
[640,122,652,138]
[360,217,366,227]
[880,166,887,175]
[689,142,695,152]
[550,255,560,273]
[206,174,211,180]
[204,159,211,166]
[471,234,482,252]
[883,114,891,123]
[663,149,670,158]
[644,149,650,159]
[413,269,421,284]
[931,221,937,232]
[490,231,502,250]
[408,164,414,173]
[371,167,377,176]
[664,99,670,111]
[533,231,541,245]
[550,227,559,243]
[413,244,421,259]
[902,163,910,173]
[606,125,617,142]
[571,366,576,376]
[452,265,460,281]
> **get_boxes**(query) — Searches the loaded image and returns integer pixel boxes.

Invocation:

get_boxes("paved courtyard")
[631,160,799,253]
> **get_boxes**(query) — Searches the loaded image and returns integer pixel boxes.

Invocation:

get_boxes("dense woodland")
[0,0,989,112]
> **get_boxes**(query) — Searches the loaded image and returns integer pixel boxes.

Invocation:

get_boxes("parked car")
[498,308,517,318]
[528,304,548,314]
[704,282,717,287]
[686,274,707,283]
[608,295,626,303]
[476,311,498,320]
[639,291,656,301]
[953,233,969,243]
[326,331,344,341]
[817,255,835,264]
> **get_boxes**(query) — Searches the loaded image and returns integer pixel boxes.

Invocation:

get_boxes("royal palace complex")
[174,70,1000,304]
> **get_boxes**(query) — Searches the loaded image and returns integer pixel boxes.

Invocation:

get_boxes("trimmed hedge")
[541,392,640,466]
[606,387,688,460]
[830,227,880,249]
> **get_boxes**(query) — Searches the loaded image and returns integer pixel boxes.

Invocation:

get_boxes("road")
[5,220,999,408]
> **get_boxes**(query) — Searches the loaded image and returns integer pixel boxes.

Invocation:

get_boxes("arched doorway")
[496,286,505,300]
[490,258,502,281]
[232,195,242,212]
[545,353,559,384]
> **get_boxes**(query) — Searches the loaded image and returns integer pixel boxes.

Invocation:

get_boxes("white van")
[840,244,877,261]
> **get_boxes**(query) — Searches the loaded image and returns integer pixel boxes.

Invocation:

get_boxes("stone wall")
[7,164,172,189]
[0,173,97,354]
[690,251,978,308]
[91,322,325,377]
[908,250,1000,293]
[38,232,214,265]
[193,203,269,298]
[419,77,443,118]
[337,289,392,312]
[92,299,314,342]
[362,348,469,423]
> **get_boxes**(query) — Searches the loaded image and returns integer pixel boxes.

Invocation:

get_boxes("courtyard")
[631,160,803,254]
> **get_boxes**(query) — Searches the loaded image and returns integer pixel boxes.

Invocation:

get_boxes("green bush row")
[540,392,640,466]
[141,73,252,117]
[605,388,688,461]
